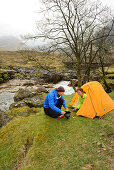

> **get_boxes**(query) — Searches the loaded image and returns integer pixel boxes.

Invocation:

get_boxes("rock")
[0,69,16,84]
[0,110,10,128]
[24,95,44,107]
[10,100,27,109]
[2,69,16,75]
[10,94,44,109]
[10,86,45,111]
[42,71,63,83]
[14,88,35,102]
[23,82,35,86]
[14,85,48,102]
[0,78,4,83]
[43,84,53,88]
[36,86,49,93]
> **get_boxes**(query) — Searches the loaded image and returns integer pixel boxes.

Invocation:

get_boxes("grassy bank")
[0,92,114,170]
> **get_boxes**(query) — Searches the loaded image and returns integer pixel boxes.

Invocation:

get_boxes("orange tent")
[70,81,114,119]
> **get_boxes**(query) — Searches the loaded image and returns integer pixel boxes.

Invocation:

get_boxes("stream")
[0,80,75,112]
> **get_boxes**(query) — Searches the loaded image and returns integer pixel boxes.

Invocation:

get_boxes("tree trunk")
[70,79,77,92]
[100,56,111,92]
[77,57,82,87]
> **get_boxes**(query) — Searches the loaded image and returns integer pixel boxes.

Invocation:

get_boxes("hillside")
[0,36,27,51]
[0,50,65,71]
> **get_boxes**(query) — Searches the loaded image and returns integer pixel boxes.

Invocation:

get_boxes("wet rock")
[0,110,10,128]
[24,95,44,107]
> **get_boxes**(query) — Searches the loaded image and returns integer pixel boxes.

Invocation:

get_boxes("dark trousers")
[44,98,63,118]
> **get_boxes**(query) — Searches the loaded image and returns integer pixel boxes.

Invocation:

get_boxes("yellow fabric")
[70,81,114,119]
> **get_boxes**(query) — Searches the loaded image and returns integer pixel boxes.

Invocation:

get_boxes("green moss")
[106,78,114,84]
[0,69,7,75]
[106,74,114,79]
[14,73,24,79]
[3,73,8,78]
[0,70,8,79]
[32,72,43,79]
[6,106,40,117]
[104,65,114,74]
[14,88,33,101]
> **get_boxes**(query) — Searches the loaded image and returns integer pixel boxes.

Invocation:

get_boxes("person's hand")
[73,107,77,111]
[65,108,69,111]
[61,111,66,115]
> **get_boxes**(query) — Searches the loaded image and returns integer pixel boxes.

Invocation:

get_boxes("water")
[0,91,15,111]
[0,80,75,111]
[53,81,75,95]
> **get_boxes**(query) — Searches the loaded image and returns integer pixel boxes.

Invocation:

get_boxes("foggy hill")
[0,36,28,51]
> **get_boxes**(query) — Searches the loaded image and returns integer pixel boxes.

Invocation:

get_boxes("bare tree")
[26,0,113,86]
[94,20,114,91]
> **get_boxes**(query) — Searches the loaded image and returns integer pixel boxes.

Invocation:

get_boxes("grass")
[0,51,65,71]
[0,92,114,170]
[104,65,114,74]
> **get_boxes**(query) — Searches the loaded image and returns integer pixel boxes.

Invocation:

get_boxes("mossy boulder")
[14,73,24,79]
[10,100,27,110]
[0,70,8,83]
[13,87,47,102]
[0,69,7,75]
[0,78,4,83]
[0,110,10,128]
[0,70,10,80]
[14,88,35,102]
[6,106,40,117]
[36,86,49,93]
[10,95,44,109]
[42,71,63,83]
[0,69,15,83]
[10,87,45,111]
[23,95,44,107]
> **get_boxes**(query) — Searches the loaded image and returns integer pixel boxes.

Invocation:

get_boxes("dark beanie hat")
[57,86,65,92]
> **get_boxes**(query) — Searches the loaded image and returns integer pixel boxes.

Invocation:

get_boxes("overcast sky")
[0,0,114,39]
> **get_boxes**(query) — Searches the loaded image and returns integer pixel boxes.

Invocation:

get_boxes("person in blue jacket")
[44,86,68,118]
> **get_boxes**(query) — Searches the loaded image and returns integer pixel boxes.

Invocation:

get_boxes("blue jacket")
[43,89,67,113]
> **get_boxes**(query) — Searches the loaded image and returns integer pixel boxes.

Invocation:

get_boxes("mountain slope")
[0,36,27,51]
